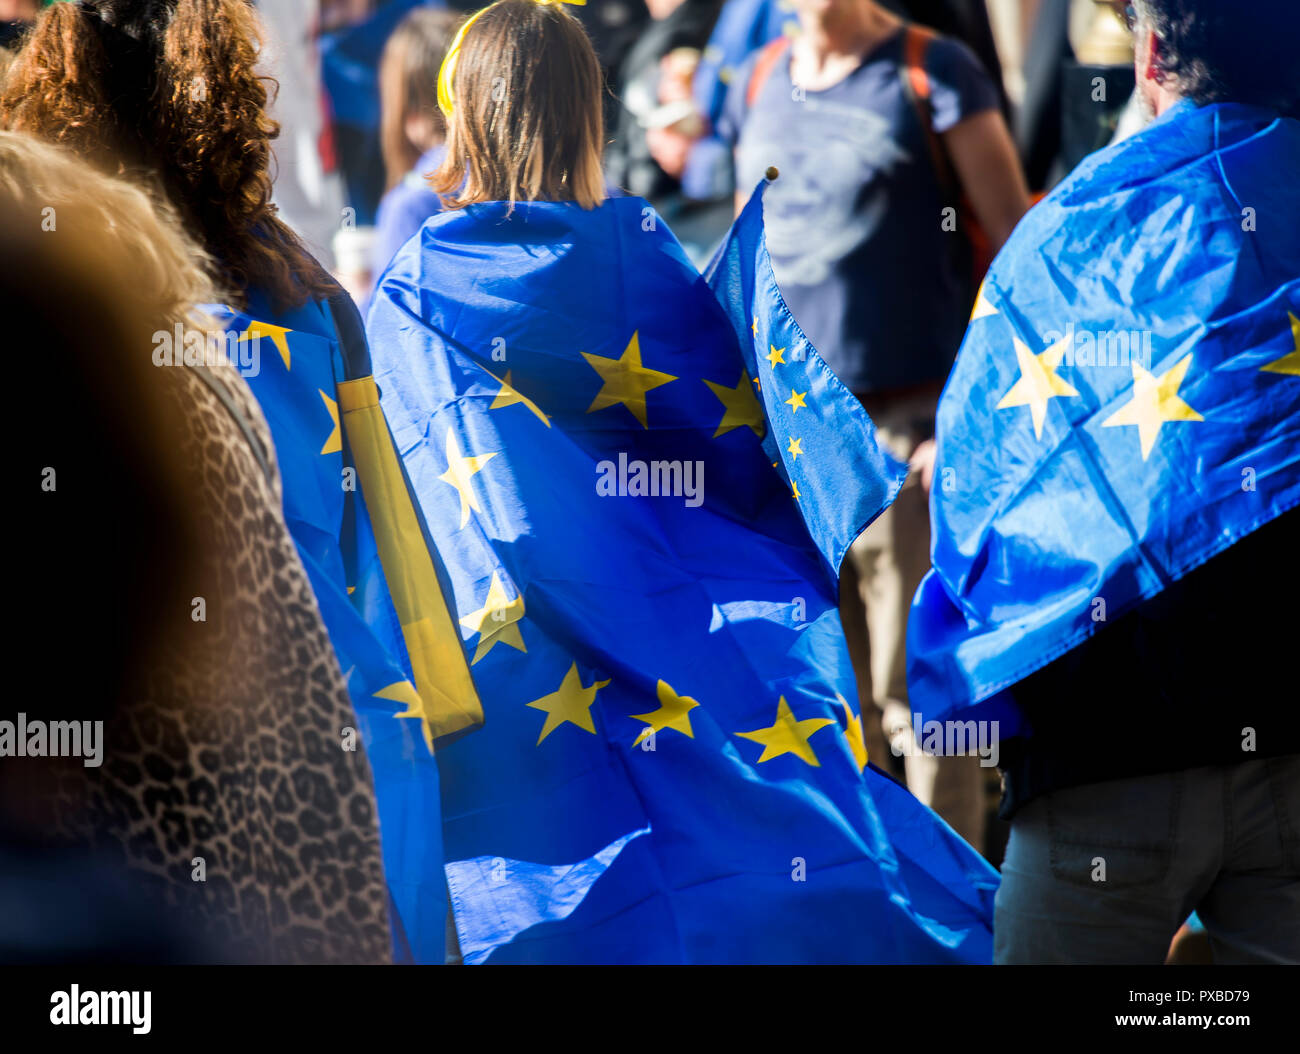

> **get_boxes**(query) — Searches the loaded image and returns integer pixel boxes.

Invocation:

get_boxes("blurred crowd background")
[0,0,1144,296]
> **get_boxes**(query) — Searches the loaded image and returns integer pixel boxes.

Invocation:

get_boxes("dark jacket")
[1000,507,1300,819]
[606,0,724,201]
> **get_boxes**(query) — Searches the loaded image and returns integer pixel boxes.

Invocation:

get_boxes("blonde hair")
[432,0,605,210]
[0,128,222,696]
[0,129,219,328]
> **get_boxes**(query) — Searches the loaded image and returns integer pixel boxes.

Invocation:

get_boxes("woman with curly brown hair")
[1,0,448,961]
[0,0,332,313]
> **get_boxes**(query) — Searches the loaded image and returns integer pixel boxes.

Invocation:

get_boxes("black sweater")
[999,507,1300,819]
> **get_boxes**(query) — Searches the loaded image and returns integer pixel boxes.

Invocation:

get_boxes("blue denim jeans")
[995,755,1300,963]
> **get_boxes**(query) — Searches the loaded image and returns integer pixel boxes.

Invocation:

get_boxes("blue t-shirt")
[371,144,447,284]
[721,29,998,394]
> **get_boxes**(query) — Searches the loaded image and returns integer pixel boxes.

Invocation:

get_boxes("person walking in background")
[670,0,1006,202]
[604,0,722,259]
[711,0,1029,849]
[369,5,462,298]
[606,0,722,202]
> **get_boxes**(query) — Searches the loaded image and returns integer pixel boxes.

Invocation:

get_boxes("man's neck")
[1152,87,1185,118]
[645,0,685,20]
[1138,80,1185,121]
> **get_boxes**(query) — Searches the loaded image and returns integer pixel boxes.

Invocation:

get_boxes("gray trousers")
[840,388,987,850]
[995,755,1300,963]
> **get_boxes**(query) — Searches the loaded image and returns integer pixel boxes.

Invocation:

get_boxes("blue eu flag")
[365,180,998,964]
[909,101,1300,736]
[206,294,462,965]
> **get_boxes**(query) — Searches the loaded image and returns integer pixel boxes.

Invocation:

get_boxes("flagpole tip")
[765,166,779,182]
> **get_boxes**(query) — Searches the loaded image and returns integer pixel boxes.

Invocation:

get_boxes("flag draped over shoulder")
[365,183,998,965]
[908,101,1300,736]
[205,295,465,965]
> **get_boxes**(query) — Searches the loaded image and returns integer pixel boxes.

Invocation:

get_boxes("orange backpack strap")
[900,24,996,285]
[904,23,935,109]
[900,23,955,197]
[746,36,792,109]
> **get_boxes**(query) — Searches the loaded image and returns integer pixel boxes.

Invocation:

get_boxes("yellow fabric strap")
[437,0,587,118]
[338,376,484,746]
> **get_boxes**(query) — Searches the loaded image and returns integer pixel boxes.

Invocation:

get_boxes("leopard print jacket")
[51,352,392,964]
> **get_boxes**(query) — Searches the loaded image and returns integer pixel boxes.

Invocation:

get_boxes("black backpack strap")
[189,361,275,489]
[189,363,274,491]
[327,291,374,382]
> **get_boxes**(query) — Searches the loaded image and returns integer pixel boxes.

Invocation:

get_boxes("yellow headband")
[437,0,587,119]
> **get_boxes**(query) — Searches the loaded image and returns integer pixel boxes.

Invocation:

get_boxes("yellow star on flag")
[791,478,801,500]
[751,315,758,339]
[527,662,610,744]
[241,319,293,370]
[1102,353,1204,460]
[438,427,497,528]
[704,370,766,438]
[786,436,803,460]
[785,389,807,413]
[1261,312,1300,376]
[996,334,1079,438]
[459,571,526,664]
[629,679,699,747]
[376,680,435,751]
[583,331,677,429]
[736,696,834,766]
[766,344,786,368]
[837,694,868,771]
[318,389,342,454]
[487,368,550,427]
[970,280,997,322]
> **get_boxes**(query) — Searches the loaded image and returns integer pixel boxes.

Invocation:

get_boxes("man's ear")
[1141,26,1165,84]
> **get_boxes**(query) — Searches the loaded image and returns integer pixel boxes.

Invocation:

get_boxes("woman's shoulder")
[396,194,656,248]
[371,195,701,314]
[921,30,995,88]
[243,284,338,339]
